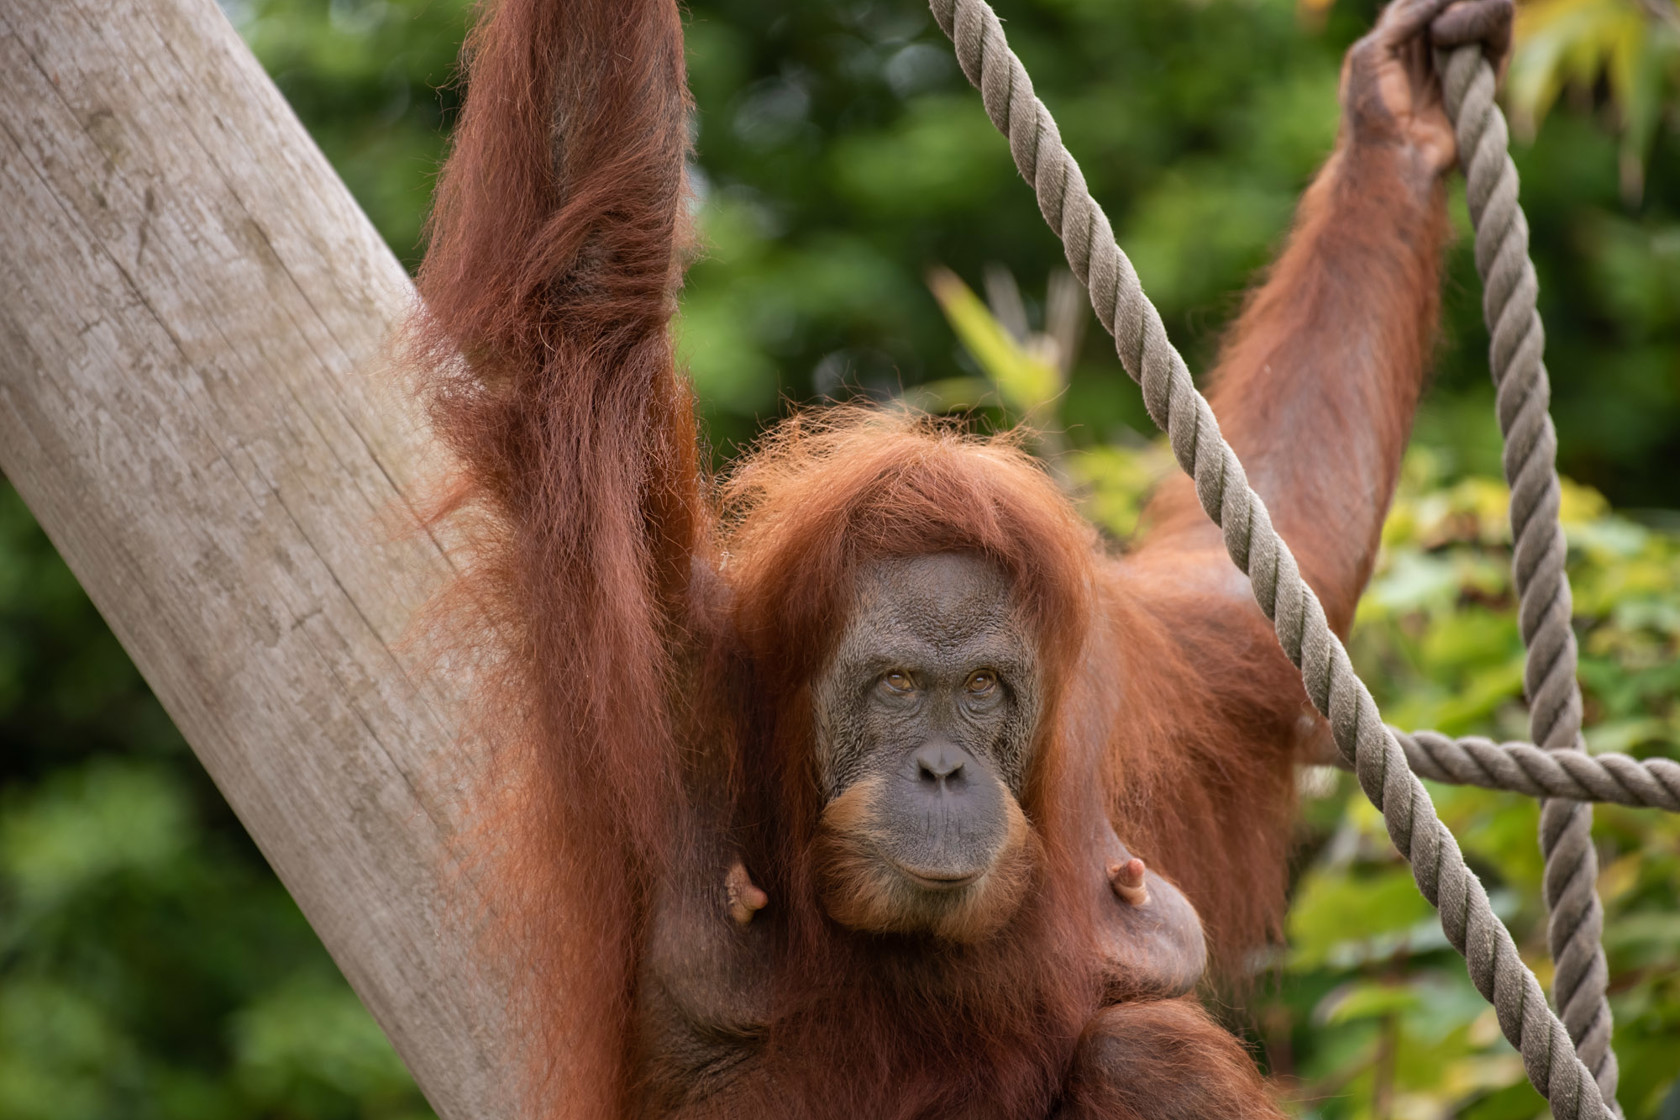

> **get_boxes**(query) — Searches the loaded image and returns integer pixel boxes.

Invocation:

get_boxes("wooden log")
[0,0,502,1114]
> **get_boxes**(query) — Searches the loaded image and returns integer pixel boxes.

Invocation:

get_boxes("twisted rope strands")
[1436,46,1619,1108]
[1384,731,1680,809]
[927,1,1610,1114]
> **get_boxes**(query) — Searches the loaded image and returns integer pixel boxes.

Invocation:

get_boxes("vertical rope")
[1436,45,1619,1111]
[926,1,1616,1113]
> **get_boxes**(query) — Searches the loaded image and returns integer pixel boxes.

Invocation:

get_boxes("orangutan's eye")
[965,671,997,696]
[881,671,914,694]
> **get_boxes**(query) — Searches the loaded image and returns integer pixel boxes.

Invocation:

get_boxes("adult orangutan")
[409,0,1514,1117]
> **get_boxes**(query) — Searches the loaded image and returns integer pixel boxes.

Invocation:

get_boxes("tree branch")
[0,0,502,1115]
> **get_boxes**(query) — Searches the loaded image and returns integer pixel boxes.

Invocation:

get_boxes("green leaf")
[1319,980,1424,1025]
[1288,860,1437,970]
[926,267,1062,418]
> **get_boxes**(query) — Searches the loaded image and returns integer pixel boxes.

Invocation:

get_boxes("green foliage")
[2,0,1677,1116]
[1507,0,1680,203]
[0,484,433,1120]
[1251,449,1680,1119]
[227,0,474,267]
[924,268,1061,418]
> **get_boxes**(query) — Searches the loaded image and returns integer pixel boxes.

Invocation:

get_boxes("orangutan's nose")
[914,742,968,790]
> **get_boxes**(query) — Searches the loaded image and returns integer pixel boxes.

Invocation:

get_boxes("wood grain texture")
[0,0,504,1114]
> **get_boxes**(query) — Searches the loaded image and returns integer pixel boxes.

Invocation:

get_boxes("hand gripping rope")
[929,0,1680,1113]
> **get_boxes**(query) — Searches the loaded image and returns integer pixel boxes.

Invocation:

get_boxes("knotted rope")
[927,0,1647,1114]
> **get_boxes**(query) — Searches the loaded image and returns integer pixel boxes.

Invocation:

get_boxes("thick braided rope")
[928,2,1611,1115]
[1390,731,1680,809]
[1436,46,1618,1107]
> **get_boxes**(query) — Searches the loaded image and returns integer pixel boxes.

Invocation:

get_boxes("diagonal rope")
[927,0,1615,1114]
[1436,44,1618,1108]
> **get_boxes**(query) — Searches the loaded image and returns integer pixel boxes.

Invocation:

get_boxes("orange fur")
[407,0,1448,1115]
[1060,1000,1284,1119]
[408,0,700,1113]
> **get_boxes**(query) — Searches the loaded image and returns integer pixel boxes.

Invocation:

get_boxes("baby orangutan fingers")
[725,861,768,926]
[1108,857,1149,906]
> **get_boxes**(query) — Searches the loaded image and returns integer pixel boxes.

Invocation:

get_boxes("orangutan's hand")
[1341,0,1514,177]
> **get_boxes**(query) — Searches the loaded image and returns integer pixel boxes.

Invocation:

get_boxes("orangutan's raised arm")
[1131,0,1512,635]
[1106,0,1515,961]
[408,1,705,1110]
[415,0,705,626]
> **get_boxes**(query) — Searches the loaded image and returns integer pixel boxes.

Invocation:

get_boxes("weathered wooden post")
[0,1,501,1114]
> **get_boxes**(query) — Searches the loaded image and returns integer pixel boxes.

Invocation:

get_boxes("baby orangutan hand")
[725,860,768,926]
[1108,857,1149,907]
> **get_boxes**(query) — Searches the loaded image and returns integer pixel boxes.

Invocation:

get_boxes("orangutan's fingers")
[1432,0,1514,61]
[1377,0,1457,44]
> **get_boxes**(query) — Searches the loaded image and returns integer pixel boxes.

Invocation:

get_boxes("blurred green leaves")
[1274,449,1680,1118]
[831,95,1014,216]
[231,980,431,1120]
[925,267,1061,418]
[228,0,474,265]
[1287,864,1438,973]
[1507,0,1680,202]
[0,481,433,1120]
[1,763,189,911]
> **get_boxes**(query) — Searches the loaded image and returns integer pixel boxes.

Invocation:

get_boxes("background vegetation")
[1,0,1675,1116]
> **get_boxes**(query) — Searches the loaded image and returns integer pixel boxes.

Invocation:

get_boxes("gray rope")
[1436,45,1619,1108]
[928,1,1611,1114]
[1382,730,1680,809]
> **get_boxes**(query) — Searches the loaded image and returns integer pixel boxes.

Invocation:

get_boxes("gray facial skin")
[813,552,1041,886]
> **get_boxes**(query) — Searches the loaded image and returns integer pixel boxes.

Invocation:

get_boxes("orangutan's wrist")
[1334,129,1447,209]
